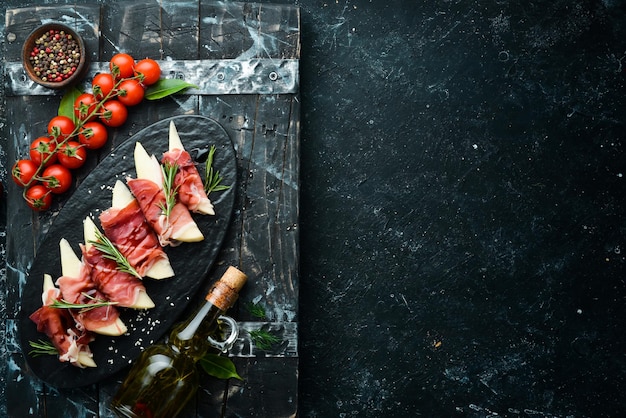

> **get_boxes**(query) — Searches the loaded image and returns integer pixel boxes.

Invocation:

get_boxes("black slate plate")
[18,115,237,388]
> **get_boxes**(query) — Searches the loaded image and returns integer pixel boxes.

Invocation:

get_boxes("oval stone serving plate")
[18,115,237,388]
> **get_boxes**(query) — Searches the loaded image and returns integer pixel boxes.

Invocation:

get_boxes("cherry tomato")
[117,79,145,106]
[42,164,73,194]
[134,58,161,85]
[47,115,76,141]
[79,121,109,149]
[110,53,135,79]
[74,92,98,122]
[30,136,58,167]
[57,141,87,169]
[100,99,128,127]
[25,184,52,211]
[92,73,115,100]
[11,159,38,187]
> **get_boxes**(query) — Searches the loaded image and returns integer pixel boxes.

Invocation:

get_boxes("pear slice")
[60,238,82,278]
[134,142,163,186]
[169,120,184,151]
[41,273,58,306]
[145,258,175,280]
[77,353,97,368]
[92,321,128,336]
[171,220,205,242]
[111,179,135,209]
[83,216,98,252]
[193,196,215,216]
[43,273,55,295]
[133,291,156,309]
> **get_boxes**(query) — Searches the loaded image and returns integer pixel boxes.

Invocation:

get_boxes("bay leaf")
[198,353,243,381]
[145,79,198,100]
[58,87,83,122]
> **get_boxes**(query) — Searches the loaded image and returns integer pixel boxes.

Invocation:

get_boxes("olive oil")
[110,266,247,418]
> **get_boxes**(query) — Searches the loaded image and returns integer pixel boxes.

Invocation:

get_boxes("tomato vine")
[11,53,197,211]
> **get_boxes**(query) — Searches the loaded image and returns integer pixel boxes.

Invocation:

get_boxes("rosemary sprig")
[89,229,141,279]
[29,339,58,357]
[159,161,179,218]
[249,329,281,350]
[204,145,231,195]
[244,301,267,320]
[50,294,119,312]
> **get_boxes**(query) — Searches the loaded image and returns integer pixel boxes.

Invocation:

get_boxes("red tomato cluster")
[11,54,162,211]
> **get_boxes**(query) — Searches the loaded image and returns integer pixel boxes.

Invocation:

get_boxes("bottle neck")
[167,300,223,360]
[176,301,219,341]
[166,266,246,361]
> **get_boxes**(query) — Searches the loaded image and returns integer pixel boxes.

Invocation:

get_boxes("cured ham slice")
[99,181,174,279]
[81,244,148,308]
[83,217,155,308]
[162,147,214,214]
[162,121,215,215]
[127,178,202,246]
[128,142,204,246]
[29,274,96,368]
[56,239,127,336]
[56,271,126,335]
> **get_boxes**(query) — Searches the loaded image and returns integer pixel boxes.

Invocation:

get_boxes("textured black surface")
[18,115,236,388]
[296,1,626,417]
[2,0,626,417]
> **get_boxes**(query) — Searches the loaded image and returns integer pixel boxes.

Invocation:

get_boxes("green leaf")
[198,353,242,381]
[58,87,82,122]
[144,79,198,100]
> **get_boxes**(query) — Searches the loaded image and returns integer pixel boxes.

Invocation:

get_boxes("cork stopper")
[205,266,247,311]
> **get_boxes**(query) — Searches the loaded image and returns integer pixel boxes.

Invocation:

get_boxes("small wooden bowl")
[22,23,87,89]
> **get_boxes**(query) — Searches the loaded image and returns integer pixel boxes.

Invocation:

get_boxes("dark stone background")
[296,1,626,416]
[2,1,625,417]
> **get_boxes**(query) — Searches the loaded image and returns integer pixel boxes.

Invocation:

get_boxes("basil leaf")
[198,353,242,381]
[58,87,82,122]
[145,79,198,100]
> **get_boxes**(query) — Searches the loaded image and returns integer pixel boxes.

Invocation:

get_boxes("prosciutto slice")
[162,148,214,214]
[99,199,171,277]
[56,264,124,334]
[29,305,95,367]
[81,243,147,308]
[29,275,95,368]
[127,178,201,246]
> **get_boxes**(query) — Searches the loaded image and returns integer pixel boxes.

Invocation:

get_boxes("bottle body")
[111,302,221,418]
[110,344,198,418]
